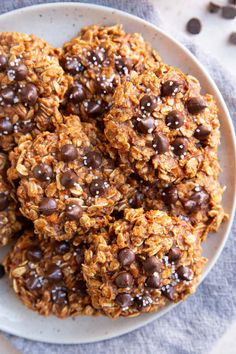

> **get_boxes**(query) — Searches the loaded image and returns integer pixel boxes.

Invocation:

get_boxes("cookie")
[60,25,160,129]
[8,114,125,240]
[104,68,220,186]
[0,32,69,151]
[4,230,95,318]
[83,209,206,318]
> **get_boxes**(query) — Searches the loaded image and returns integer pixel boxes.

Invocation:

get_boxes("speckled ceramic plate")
[0,2,235,345]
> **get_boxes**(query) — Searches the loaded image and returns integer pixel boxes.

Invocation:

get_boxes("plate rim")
[0,1,235,344]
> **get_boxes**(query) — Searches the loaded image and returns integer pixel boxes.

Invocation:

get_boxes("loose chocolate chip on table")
[33,163,53,182]
[162,186,179,206]
[86,101,106,117]
[0,55,7,72]
[128,192,144,208]
[115,58,133,75]
[47,264,63,281]
[118,248,135,267]
[162,286,175,301]
[140,95,157,113]
[208,2,221,13]
[87,49,105,65]
[0,118,14,135]
[66,203,83,221]
[0,264,5,278]
[89,178,106,197]
[186,18,202,35]
[168,247,182,262]
[229,32,236,45]
[26,246,42,262]
[69,85,86,103]
[62,57,84,75]
[60,170,78,188]
[26,275,42,290]
[166,110,184,129]
[12,63,28,81]
[177,266,193,281]
[54,241,70,255]
[143,256,162,275]
[172,137,188,156]
[115,293,132,308]
[1,87,15,104]
[194,125,211,140]
[161,80,180,96]
[83,151,102,169]
[152,133,169,154]
[39,197,57,216]
[51,287,68,305]
[0,193,9,211]
[136,117,155,134]
[19,83,38,105]
[60,144,78,162]
[146,274,161,288]
[115,272,134,288]
[222,5,236,19]
[186,97,207,114]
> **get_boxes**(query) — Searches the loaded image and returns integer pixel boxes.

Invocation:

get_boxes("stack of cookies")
[0,25,226,319]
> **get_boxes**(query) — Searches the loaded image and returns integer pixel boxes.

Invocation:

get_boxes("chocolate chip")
[115,272,134,288]
[60,144,78,162]
[47,264,63,282]
[12,63,28,81]
[26,275,43,290]
[143,256,162,275]
[208,2,221,13]
[162,286,175,301]
[194,125,211,141]
[62,57,84,75]
[192,189,209,205]
[222,5,236,19]
[0,55,7,72]
[0,264,5,278]
[1,87,15,104]
[0,193,9,211]
[69,85,86,103]
[74,280,87,296]
[128,192,145,208]
[134,295,152,310]
[229,32,236,44]
[136,117,155,134]
[152,133,169,154]
[186,97,207,114]
[89,178,106,197]
[140,95,157,113]
[86,101,106,117]
[19,83,38,105]
[33,163,53,182]
[39,197,57,216]
[118,248,135,267]
[172,137,188,156]
[186,18,202,35]
[26,246,42,262]
[83,151,102,169]
[115,58,133,75]
[176,266,193,281]
[0,118,14,135]
[168,247,182,262]
[162,186,178,205]
[75,248,84,268]
[115,293,132,308]
[166,110,184,129]
[94,77,114,94]
[60,170,78,188]
[161,80,180,96]
[146,274,161,288]
[183,199,198,213]
[54,241,70,255]
[65,203,83,221]
[87,49,105,65]
[51,286,68,305]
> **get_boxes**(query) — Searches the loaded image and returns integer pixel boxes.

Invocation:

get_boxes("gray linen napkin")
[1,1,236,354]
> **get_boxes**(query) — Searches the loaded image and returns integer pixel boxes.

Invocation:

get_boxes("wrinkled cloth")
[0,1,235,354]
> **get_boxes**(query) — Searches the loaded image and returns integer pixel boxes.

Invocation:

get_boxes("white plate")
[0,2,235,345]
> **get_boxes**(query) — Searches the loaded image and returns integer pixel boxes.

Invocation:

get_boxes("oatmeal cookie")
[104,68,220,186]
[8,115,125,240]
[4,230,95,318]
[60,25,160,129]
[0,32,69,151]
[83,209,206,318]
[0,151,21,246]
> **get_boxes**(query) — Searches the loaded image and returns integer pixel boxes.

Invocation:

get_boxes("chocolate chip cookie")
[83,208,206,318]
